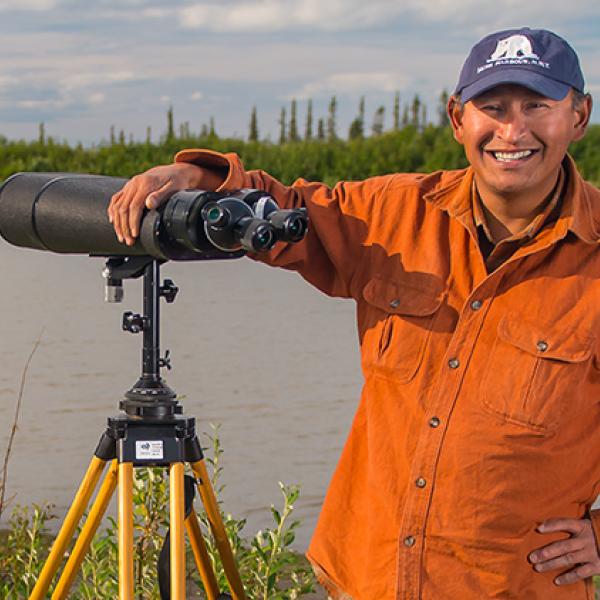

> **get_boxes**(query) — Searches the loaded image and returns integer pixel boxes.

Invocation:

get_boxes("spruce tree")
[317,118,325,141]
[438,89,450,127]
[393,92,400,130]
[167,106,175,141]
[349,96,365,140]
[327,96,337,141]
[249,106,259,141]
[289,99,299,142]
[209,117,216,137]
[305,99,313,140]
[278,107,287,144]
[401,106,409,127]
[421,104,427,129]
[110,125,116,146]
[38,122,45,145]
[410,95,421,127]
[372,105,385,136]
[146,126,152,144]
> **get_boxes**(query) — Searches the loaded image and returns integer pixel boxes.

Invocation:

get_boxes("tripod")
[29,257,246,600]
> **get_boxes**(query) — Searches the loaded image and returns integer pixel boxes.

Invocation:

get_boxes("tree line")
[0,92,599,187]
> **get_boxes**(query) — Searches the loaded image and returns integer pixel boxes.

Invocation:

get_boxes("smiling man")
[109,27,600,599]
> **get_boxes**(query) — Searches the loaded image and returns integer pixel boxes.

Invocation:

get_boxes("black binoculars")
[0,172,308,260]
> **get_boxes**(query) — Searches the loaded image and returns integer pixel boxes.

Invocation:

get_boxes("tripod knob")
[158,349,172,370]
[122,311,146,333]
[160,279,179,303]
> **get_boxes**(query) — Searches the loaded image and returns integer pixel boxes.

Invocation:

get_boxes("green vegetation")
[1,93,599,187]
[0,427,316,599]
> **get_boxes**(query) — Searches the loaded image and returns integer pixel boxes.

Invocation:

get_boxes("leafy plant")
[0,426,316,599]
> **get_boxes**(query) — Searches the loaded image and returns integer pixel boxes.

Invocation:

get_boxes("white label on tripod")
[136,440,164,460]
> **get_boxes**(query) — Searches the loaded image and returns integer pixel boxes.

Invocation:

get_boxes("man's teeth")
[492,150,533,162]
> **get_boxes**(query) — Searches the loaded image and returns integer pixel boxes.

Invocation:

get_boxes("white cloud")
[0,75,19,88]
[61,70,138,91]
[159,95,171,103]
[176,0,600,32]
[190,91,204,101]
[87,92,105,105]
[0,0,56,11]
[16,97,70,110]
[289,72,408,100]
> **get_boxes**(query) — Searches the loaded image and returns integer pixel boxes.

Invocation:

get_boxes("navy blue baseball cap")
[454,27,585,103]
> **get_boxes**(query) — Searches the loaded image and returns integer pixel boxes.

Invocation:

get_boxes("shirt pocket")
[361,275,445,382]
[481,313,594,433]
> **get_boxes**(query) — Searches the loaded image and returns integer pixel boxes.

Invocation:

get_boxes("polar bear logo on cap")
[488,34,539,61]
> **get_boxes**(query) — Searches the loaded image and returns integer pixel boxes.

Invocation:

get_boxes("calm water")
[0,242,362,550]
[2,242,598,554]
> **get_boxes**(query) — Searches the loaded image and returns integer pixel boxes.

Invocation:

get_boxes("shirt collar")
[424,155,600,244]
[472,166,564,245]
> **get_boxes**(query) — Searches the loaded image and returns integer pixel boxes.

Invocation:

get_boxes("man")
[109,28,600,599]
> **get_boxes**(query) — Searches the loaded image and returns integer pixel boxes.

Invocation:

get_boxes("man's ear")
[572,93,593,142]
[448,96,465,144]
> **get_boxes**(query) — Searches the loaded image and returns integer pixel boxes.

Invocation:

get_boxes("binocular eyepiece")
[0,173,308,260]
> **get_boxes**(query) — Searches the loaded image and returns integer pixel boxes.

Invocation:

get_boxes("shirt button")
[389,298,400,308]
[448,358,460,369]
[415,477,427,488]
[429,417,441,428]
[470,300,482,310]
[404,535,416,547]
[537,340,548,352]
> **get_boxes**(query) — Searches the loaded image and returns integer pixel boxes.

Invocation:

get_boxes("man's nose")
[496,110,528,143]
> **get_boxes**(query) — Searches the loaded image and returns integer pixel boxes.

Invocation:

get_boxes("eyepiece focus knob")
[202,203,231,228]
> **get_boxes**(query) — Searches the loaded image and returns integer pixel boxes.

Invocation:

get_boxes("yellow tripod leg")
[29,456,107,600]
[185,506,220,600]
[191,460,247,600]
[170,463,186,600]
[118,462,134,600]
[52,460,119,600]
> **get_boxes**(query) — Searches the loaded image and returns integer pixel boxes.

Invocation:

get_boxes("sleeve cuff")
[174,148,247,191]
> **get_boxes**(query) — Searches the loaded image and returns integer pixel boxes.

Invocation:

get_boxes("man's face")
[449,84,591,202]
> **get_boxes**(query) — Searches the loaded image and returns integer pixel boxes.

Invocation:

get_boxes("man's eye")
[482,105,501,112]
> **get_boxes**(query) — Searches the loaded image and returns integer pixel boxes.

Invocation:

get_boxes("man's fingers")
[108,189,123,224]
[145,180,175,210]
[537,518,586,535]
[532,549,587,573]
[530,537,584,565]
[129,202,145,240]
[554,563,598,585]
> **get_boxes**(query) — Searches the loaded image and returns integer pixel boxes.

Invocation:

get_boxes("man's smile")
[482,147,541,167]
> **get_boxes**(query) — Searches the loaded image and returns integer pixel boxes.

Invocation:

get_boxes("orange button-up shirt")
[177,149,600,600]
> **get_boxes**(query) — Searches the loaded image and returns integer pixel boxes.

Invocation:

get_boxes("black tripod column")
[121,258,178,417]
[143,259,161,382]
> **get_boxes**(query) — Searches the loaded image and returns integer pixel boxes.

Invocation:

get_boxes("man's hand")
[528,518,600,586]
[107,162,219,246]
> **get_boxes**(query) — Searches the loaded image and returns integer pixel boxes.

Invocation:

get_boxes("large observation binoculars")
[0,172,308,260]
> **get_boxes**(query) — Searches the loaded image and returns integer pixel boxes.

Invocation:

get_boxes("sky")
[0,0,599,145]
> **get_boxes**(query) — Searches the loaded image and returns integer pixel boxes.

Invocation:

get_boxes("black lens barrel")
[0,172,308,261]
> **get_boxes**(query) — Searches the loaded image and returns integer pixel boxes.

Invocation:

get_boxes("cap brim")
[459,69,571,103]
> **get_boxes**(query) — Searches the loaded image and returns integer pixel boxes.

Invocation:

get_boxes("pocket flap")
[362,275,445,316]
[498,314,593,363]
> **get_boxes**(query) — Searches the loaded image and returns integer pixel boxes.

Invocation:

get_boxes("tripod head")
[104,256,180,420]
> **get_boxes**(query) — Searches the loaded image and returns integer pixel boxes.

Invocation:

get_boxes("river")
[0,243,361,551]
